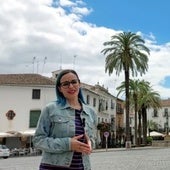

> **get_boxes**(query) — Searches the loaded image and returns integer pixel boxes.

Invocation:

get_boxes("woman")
[33,69,97,170]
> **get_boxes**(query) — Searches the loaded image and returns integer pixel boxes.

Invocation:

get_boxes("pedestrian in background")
[33,69,97,170]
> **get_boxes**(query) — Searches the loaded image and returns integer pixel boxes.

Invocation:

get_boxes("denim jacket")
[33,101,97,170]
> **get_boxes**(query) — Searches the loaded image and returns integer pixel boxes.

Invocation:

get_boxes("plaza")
[0,147,170,170]
[91,147,170,170]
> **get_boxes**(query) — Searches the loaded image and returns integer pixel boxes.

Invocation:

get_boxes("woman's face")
[58,72,80,101]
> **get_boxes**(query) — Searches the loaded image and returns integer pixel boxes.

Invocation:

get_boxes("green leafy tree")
[147,120,159,133]
[101,32,150,143]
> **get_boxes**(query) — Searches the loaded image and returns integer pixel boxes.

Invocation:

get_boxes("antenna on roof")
[37,58,39,74]
[32,57,36,73]
[42,56,47,73]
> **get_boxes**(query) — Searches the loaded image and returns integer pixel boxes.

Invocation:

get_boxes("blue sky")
[0,0,170,99]
[81,0,170,92]
[83,0,170,44]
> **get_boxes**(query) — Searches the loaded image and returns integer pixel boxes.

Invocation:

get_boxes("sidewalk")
[93,145,165,153]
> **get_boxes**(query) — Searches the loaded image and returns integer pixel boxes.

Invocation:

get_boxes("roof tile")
[0,74,55,86]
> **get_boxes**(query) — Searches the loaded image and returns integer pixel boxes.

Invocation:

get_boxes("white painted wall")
[0,85,56,132]
[147,107,170,130]
[0,84,117,133]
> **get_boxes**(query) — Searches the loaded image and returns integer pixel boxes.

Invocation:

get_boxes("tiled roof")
[161,99,170,107]
[82,82,116,98]
[0,74,55,86]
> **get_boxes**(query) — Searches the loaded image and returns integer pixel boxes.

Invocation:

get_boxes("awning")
[0,129,35,138]
[148,131,165,137]
[21,129,35,136]
[7,131,22,137]
[0,132,14,138]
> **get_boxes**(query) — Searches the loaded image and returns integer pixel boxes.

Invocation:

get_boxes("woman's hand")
[71,134,92,154]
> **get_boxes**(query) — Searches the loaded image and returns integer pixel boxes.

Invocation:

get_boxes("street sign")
[104,131,109,138]
[104,131,109,151]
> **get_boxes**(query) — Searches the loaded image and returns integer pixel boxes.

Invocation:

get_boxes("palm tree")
[117,79,161,146]
[116,79,149,146]
[138,86,161,145]
[128,79,147,146]
[101,32,150,145]
[130,79,151,146]
[147,120,159,134]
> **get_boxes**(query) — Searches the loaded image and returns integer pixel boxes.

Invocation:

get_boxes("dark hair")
[56,69,85,105]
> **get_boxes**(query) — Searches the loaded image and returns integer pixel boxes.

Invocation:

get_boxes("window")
[32,89,41,99]
[153,109,158,117]
[86,95,90,104]
[93,98,96,107]
[106,101,108,110]
[29,110,41,128]
[111,100,114,109]
[164,108,168,117]
[98,99,104,112]
[116,103,123,113]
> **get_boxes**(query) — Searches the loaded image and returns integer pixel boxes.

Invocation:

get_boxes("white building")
[147,99,170,133]
[0,73,56,148]
[0,72,117,149]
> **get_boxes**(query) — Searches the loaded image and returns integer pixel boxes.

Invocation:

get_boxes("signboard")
[104,131,109,138]
[104,131,109,151]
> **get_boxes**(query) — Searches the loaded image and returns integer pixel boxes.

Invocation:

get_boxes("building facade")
[0,72,119,149]
[147,99,170,134]
[0,74,56,149]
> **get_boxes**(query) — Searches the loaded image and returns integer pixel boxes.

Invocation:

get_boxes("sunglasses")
[60,79,79,89]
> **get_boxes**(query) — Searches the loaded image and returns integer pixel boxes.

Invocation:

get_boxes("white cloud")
[0,0,170,99]
[60,0,75,7]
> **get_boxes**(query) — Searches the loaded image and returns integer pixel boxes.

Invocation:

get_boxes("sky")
[0,0,170,99]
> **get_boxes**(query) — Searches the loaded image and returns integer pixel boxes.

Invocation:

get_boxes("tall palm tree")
[117,79,161,146]
[131,80,151,146]
[128,79,148,146]
[101,32,150,144]
[116,79,151,146]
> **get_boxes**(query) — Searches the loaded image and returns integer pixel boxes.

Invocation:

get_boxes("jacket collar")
[59,100,90,116]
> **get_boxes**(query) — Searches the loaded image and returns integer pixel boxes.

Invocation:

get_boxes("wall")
[0,85,56,132]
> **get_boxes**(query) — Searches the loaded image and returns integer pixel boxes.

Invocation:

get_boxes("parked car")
[0,144,10,159]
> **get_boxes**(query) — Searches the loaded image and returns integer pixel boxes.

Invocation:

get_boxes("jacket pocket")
[51,116,71,137]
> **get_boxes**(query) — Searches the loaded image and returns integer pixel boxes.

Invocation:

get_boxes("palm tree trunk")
[142,106,147,145]
[125,70,131,147]
[138,110,142,146]
[134,100,138,146]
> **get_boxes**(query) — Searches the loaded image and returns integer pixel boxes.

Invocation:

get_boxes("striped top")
[70,109,85,170]
[39,109,85,170]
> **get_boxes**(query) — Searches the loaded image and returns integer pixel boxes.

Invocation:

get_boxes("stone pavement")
[91,146,170,170]
[0,147,170,170]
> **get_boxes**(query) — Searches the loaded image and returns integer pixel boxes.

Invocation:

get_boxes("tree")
[116,79,161,146]
[101,32,150,145]
[138,85,161,145]
[147,120,159,133]
[117,79,146,146]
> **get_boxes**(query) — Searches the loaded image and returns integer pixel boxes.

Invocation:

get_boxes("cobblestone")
[91,147,170,170]
[0,147,170,170]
